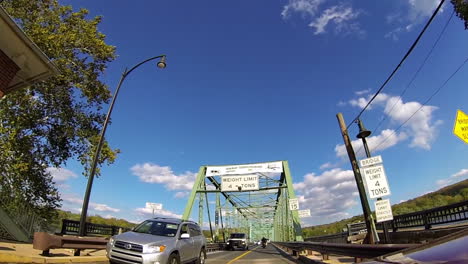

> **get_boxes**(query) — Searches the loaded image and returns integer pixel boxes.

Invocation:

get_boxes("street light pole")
[79,55,167,236]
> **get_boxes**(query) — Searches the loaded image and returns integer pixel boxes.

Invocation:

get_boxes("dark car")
[362,228,468,264]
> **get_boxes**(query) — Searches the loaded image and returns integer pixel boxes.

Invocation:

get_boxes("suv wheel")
[196,248,206,264]
[168,253,180,264]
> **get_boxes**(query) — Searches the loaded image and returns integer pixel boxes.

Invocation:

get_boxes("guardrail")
[306,200,468,243]
[60,219,130,237]
[33,232,108,256]
[274,241,416,262]
[206,243,226,252]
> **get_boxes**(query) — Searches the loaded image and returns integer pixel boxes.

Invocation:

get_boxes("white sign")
[146,202,162,210]
[206,161,283,176]
[375,199,393,222]
[359,155,383,168]
[298,209,310,218]
[289,198,299,210]
[221,174,259,191]
[361,164,391,199]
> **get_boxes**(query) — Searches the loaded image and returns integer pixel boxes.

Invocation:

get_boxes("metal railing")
[274,241,416,259]
[306,200,468,242]
[61,219,130,236]
[0,195,46,240]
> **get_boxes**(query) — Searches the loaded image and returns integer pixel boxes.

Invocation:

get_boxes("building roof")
[0,5,58,95]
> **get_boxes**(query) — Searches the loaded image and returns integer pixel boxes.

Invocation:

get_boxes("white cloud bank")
[282,0,363,36]
[135,203,182,219]
[294,168,359,225]
[437,168,468,187]
[131,163,197,191]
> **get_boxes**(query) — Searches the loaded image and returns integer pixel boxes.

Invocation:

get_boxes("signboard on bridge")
[221,174,259,191]
[375,199,393,222]
[206,161,283,176]
[453,109,468,144]
[289,198,299,210]
[298,209,310,218]
[359,155,383,168]
[361,164,391,199]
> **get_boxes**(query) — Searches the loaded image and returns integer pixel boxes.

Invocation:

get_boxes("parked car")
[226,232,249,250]
[106,217,207,264]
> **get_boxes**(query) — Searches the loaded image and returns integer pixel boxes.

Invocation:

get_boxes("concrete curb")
[0,252,108,263]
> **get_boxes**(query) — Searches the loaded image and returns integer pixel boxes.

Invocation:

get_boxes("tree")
[0,0,119,220]
[452,0,468,29]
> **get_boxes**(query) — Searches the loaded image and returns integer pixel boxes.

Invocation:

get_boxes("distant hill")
[302,179,468,238]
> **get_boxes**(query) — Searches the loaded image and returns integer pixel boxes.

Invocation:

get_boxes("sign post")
[221,174,259,192]
[361,165,391,199]
[289,198,299,211]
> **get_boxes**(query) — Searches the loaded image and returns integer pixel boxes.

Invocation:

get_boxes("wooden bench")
[33,232,108,256]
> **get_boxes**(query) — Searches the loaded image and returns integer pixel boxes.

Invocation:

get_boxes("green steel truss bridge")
[181,160,303,242]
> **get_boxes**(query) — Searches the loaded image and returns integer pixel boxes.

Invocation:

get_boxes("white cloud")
[294,168,360,225]
[437,168,468,187]
[347,93,441,151]
[335,129,407,158]
[61,194,120,213]
[174,192,189,198]
[135,206,182,219]
[452,169,468,178]
[385,0,441,40]
[47,167,77,182]
[282,0,323,19]
[355,89,371,96]
[319,162,335,170]
[131,163,197,191]
[309,4,362,35]
[282,1,363,36]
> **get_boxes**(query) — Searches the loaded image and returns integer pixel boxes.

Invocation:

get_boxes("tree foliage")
[452,0,468,29]
[0,0,118,219]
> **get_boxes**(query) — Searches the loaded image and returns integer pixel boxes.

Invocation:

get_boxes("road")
[206,244,300,264]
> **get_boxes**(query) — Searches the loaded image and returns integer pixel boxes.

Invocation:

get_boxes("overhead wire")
[371,10,455,136]
[354,9,455,157]
[372,56,468,152]
[347,0,446,129]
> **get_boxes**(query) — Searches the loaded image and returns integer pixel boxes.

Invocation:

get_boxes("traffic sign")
[359,155,383,167]
[221,174,259,191]
[298,209,310,217]
[146,202,162,210]
[289,198,299,210]
[453,109,468,144]
[374,199,393,222]
[361,164,391,199]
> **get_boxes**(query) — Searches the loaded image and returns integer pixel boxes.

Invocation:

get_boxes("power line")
[371,10,455,137]
[372,56,468,152]
[347,0,446,129]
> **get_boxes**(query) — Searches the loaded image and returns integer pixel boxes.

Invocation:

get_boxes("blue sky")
[48,0,468,227]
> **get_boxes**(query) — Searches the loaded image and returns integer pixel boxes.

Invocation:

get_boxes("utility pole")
[356,119,390,243]
[336,113,378,244]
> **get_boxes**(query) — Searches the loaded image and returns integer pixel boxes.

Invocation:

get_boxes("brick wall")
[0,48,20,96]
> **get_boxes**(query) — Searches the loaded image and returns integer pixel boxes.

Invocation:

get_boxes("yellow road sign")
[453,109,468,144]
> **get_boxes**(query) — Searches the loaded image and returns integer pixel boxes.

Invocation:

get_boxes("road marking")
[226,249,254,264]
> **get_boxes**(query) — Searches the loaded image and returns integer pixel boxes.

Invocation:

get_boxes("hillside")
[302,179,468,237]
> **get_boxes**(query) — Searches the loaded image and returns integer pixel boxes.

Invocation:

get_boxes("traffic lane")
[206,248,250,264]
[206,245,300,264]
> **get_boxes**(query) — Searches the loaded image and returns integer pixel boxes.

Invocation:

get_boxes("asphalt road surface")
[206,244,300,264]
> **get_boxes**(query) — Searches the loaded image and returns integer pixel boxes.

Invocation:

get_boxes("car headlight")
[144,245,166,253]
[226,242,230,245]
[108,237,115,246]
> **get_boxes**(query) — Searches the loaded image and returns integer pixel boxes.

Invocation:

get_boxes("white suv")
[106,217,207,264]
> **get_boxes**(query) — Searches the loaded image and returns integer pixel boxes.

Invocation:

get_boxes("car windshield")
[230,233,245,238]
[133,220,179,237]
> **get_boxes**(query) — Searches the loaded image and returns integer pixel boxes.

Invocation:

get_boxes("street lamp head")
[356,119,371,139]
[157,56,167,69]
